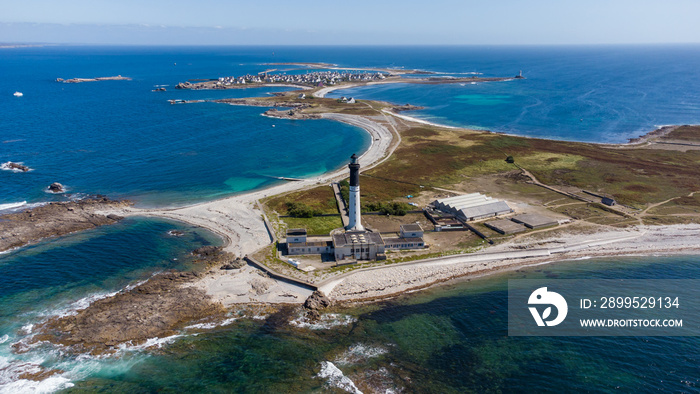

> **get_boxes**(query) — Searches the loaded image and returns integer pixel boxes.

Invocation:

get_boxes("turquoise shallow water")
[1,45,700,392]
[326,45,700,143]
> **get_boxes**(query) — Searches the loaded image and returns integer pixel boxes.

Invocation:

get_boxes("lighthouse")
[346,153,364,231]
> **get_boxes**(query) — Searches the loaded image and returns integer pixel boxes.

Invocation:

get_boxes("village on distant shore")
[175,63,520,90]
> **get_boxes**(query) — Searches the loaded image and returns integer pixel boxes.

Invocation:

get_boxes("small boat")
[13,92,23,97]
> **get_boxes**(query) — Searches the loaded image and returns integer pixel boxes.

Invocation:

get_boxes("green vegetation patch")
[285,202,319,218]
[358,175,422,204]
[362,201,413,216]
[516,152,585,172]
[281,216,342,236]
[402,127,440,138]
[265,186,337,215]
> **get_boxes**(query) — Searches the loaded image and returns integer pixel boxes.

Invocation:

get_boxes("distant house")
[347,97,356,104]
[298,93,306,99]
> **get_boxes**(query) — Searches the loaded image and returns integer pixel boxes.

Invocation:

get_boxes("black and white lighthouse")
[346,153,364,231]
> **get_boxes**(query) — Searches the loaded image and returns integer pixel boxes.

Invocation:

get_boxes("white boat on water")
[13,92,23,97]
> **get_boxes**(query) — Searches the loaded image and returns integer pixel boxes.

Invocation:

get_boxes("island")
[174,65,516,91]
[56,75,131,83]
[5,63,700,354]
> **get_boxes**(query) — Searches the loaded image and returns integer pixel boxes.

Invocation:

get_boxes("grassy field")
[261,91,700,240]
[265,186,338,215]
[278,216,343,236]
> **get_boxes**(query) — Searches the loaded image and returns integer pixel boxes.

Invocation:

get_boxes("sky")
[2,0,700,45]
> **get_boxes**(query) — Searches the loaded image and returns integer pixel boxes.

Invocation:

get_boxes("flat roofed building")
[400,223,424,238]
[511,214,558,229]
[288,240,333,255]
[485,219,527,234]
[384,237,425,250]
[332,231,385,261]
[286,228,307,243]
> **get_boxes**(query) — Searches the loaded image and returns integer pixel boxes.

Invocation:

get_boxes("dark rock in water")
[168,230,185,237]
[3,161,30,172]
[221,259,246,270]
[191,245,237,268]
[107,214,124,221]
[193,245,222,257]
[303,290,331,311]
[48,182,65,193]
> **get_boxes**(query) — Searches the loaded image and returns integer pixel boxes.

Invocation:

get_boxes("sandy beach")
[95,113,394,304]
[101,113,393,256]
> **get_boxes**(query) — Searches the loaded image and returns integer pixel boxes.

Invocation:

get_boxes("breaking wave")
[0,202,27,212]
[289,313,357,330]
[334,343,388,366]
[184,317,238,331]
[0,357,74,394]
[316,361,362,394]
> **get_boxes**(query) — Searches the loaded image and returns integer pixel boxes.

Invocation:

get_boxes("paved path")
[331,182,350,227]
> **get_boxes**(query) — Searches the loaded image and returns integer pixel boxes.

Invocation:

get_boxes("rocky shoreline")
[213,97,311,108]
[263,108,321,120]
[390,104,425,113]
[22,270,224,355]
[15,247,328,355]
[0,197,132,253]
[627,125,681,144]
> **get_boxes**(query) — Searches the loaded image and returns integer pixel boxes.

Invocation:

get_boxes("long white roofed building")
[433,193,513,221]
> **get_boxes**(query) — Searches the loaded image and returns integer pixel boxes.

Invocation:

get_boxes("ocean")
[1,45,699,392]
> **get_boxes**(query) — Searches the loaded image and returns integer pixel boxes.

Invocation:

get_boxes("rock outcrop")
[193,245,222,257]
[220,259,246,270]
[391,104,425,113]
[25,271,224,355]
[303,290,332,320]
[263,108,321,120]
[2,161,30,172]
[192,246,240,268]
[47,182,65,193]
[0,197,132,253]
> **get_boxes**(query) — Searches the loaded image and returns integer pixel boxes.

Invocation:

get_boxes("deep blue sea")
[1,45,700,392]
